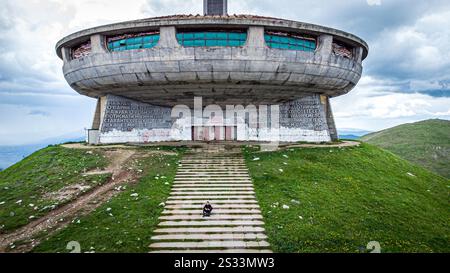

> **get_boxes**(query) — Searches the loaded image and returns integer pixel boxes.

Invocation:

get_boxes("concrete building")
[56,2,368,144]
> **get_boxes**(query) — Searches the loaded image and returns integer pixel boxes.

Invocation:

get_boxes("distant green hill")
[361,119,450,179]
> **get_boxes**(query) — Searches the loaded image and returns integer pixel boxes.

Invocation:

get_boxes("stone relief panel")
[101,95,173,132]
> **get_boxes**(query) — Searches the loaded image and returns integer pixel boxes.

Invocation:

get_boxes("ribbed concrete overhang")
[56,15,368,59]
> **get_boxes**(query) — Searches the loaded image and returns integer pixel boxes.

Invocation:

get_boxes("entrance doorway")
[192,126,237,141]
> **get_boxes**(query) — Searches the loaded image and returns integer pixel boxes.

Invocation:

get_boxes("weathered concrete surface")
[56,15,368,58]
[58,17,365,107]
[96,94,332,143]
[57,15,368,143]
[149,149,272,253]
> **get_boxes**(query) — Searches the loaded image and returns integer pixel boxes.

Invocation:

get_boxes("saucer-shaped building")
[56,0,368,144]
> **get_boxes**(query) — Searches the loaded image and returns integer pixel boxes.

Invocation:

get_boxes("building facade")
[56,12,368,144]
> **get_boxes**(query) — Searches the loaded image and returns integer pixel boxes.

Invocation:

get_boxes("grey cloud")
[28,110,51,117]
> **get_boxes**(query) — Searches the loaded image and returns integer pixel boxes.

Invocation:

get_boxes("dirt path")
[0,149,138,252]
[62,143,134,149]
[283,140,361,149]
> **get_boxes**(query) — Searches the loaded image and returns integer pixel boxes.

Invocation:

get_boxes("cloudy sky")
[0,0,449,145]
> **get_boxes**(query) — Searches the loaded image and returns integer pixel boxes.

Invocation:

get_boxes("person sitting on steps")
[203,201,213,217]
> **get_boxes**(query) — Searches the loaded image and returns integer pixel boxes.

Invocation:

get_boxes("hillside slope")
[361,119,450,178]
[244,143,449,253]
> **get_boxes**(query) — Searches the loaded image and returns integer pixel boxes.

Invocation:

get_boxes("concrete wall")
[96,95,332,143]
[98,95,191,143]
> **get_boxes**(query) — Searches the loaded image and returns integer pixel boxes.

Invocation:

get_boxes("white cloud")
[0,0,449,144]
[367,0,382,6]
[332,76,450,131]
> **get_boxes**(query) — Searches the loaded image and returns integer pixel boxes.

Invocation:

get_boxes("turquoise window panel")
[176,31,247,47]
[205,32,218,39]
[194,32,205,39]
[264,34,316,51]
[217,40,228,46]
[229,33,242,40]
[228,40,241,47]
[193,40,206,47]
[216,32,228,40]
[205,40,218,46]
[184,33,195,40]
[108,34,160,52]
[183,40,195,47]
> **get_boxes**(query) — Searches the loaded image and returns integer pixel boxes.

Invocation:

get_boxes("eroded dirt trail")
[0,149,138,252]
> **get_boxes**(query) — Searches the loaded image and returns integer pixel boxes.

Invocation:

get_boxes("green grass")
[244,143,450,253]
[33,147,184,253]
[361,119,450,178]
[0,146,109,233]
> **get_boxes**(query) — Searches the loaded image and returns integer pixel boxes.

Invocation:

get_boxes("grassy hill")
[361,119,450,179]
[244,143,449,253]
[1,143,448,253]
[0,146,110,233]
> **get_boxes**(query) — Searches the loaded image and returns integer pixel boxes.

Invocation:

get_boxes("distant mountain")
[338,129,372,140]
[0,131,85,170]
[361,119,450,179]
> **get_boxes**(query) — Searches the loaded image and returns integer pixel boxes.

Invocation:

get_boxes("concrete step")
[153,226,266,234]
[177,169,248,174]
[178,167,246,172]
[149,240,271,249]
[179,162,247,166]
[172,184,254,188]
[167,195,255,200]
[170,191,255,196]
[151,233,268,241]
[173,180,252,185]
[174,178,252,181]
[172,187,254,191]
[175,174,250,180]
[175,177,251,180]
[165,200,258,204]
[176,173,249,175]
[150,249,273,253]
[173,181,252,184]
[149,151,271,253]
[178,166,246,168]
[159,214,263,221]
[182,161,246,163]
[164,204,260,209]
[175,176,251,179]
[162,209,261,215]
[158,220,265,227]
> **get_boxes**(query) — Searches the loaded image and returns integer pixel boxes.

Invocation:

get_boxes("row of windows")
[176,32,247,47]
[264,34,316,52]
[107,34,160,51]
[101,32,317,53]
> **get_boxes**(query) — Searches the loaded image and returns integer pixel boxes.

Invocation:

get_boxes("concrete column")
[91,98,102,130]
[61,47,71,63]
[99,96,108,131]
[322,95,338,141]
[246,26,266,48]
[354,46,364,63]
[316,34,333,61]
[158,26,180,48]
[90,34,108,54]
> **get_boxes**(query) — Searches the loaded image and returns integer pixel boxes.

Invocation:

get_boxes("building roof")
[56,14,369,60]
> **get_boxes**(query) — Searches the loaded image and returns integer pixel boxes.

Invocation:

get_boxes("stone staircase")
[149,147,272,253]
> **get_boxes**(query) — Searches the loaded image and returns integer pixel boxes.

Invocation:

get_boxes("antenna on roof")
[204,0,228,16]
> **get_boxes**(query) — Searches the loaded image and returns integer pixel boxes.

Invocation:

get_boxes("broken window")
[72,41,91,59]
[264,31,316,52]
[107,32,160,52]
[332,42,353,59]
